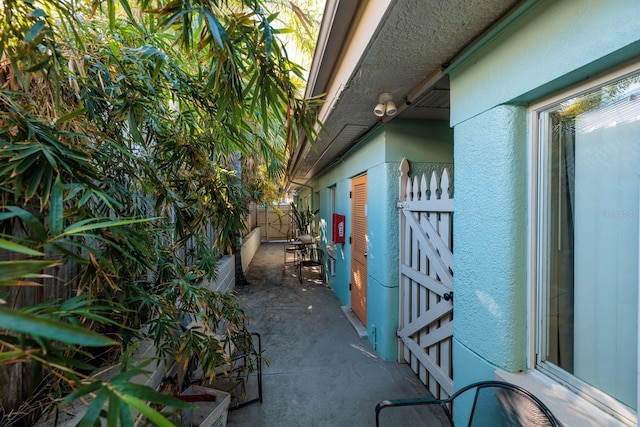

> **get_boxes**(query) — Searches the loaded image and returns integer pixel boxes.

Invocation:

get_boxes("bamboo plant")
[0,0,323,424]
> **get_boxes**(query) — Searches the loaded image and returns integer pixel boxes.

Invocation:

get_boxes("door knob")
[443,292,453,301]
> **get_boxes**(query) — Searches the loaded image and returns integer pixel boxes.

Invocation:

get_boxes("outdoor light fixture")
[373,92,397,117]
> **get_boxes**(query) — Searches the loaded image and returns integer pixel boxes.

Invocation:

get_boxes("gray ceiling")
[288,0,521,189]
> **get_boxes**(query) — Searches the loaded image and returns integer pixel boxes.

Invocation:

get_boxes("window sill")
[494,369,635,427]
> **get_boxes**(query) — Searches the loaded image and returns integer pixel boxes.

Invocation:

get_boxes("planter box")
[180,386,231,427]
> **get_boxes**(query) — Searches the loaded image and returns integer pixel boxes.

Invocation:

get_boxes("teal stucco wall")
[450,0,640,127]
[308,119,453,360]
[453,105,528,373]
[449,0,640,398]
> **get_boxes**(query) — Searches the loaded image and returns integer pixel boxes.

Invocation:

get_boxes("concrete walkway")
[227,243,447,427]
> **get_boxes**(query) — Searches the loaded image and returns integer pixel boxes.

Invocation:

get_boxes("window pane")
[542,73,640,409]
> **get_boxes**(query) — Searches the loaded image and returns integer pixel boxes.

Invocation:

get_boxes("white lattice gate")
[397,158,454,399]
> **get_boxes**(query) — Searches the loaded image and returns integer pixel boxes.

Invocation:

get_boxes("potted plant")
[290,203,319,241]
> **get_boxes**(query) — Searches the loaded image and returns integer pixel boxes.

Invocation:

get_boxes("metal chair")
[297,246,324,283]
[284,229,303,266]
[284,240,301,265]
[375,380,560,427]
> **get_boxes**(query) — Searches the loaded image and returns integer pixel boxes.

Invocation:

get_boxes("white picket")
[397,157,454,398]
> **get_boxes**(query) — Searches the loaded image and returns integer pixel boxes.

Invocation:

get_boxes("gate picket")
[397,158,454,399]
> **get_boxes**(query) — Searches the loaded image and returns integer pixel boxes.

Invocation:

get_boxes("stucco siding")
[331,180,353,306]
[305,120,454,360]
[450,0,640,126]
[368,276,400,360]
[366,162,397,289]
[385,120,454,163]
[453,105,528,372]
[313,129,387,307]
[366,162,400,359]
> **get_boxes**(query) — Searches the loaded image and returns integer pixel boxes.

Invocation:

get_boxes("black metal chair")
[284,240,301,265]
[297,246,325,283]
[375,380,560,427]
[284,230,302,266]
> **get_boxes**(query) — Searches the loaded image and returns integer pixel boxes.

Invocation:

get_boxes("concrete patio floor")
[226,242,448,427]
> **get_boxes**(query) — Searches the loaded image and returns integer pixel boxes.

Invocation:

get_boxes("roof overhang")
[287,0,523,193]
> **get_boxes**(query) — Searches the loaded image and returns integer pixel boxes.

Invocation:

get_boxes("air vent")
[414,88,450,109]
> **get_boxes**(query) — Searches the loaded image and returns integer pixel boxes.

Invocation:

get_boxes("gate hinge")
[349,236,352,244]
[349,191,352,199]
[349,283,352,290]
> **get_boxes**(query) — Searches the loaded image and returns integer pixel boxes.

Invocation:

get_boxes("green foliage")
[290,202,318,236]
[0,304,116,347]
[58,366,195,427]
[0,0,322,424]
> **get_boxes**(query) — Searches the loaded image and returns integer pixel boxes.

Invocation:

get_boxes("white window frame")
[528,61,640,426]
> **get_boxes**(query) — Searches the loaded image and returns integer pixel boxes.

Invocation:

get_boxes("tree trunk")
[234,249,248,287]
